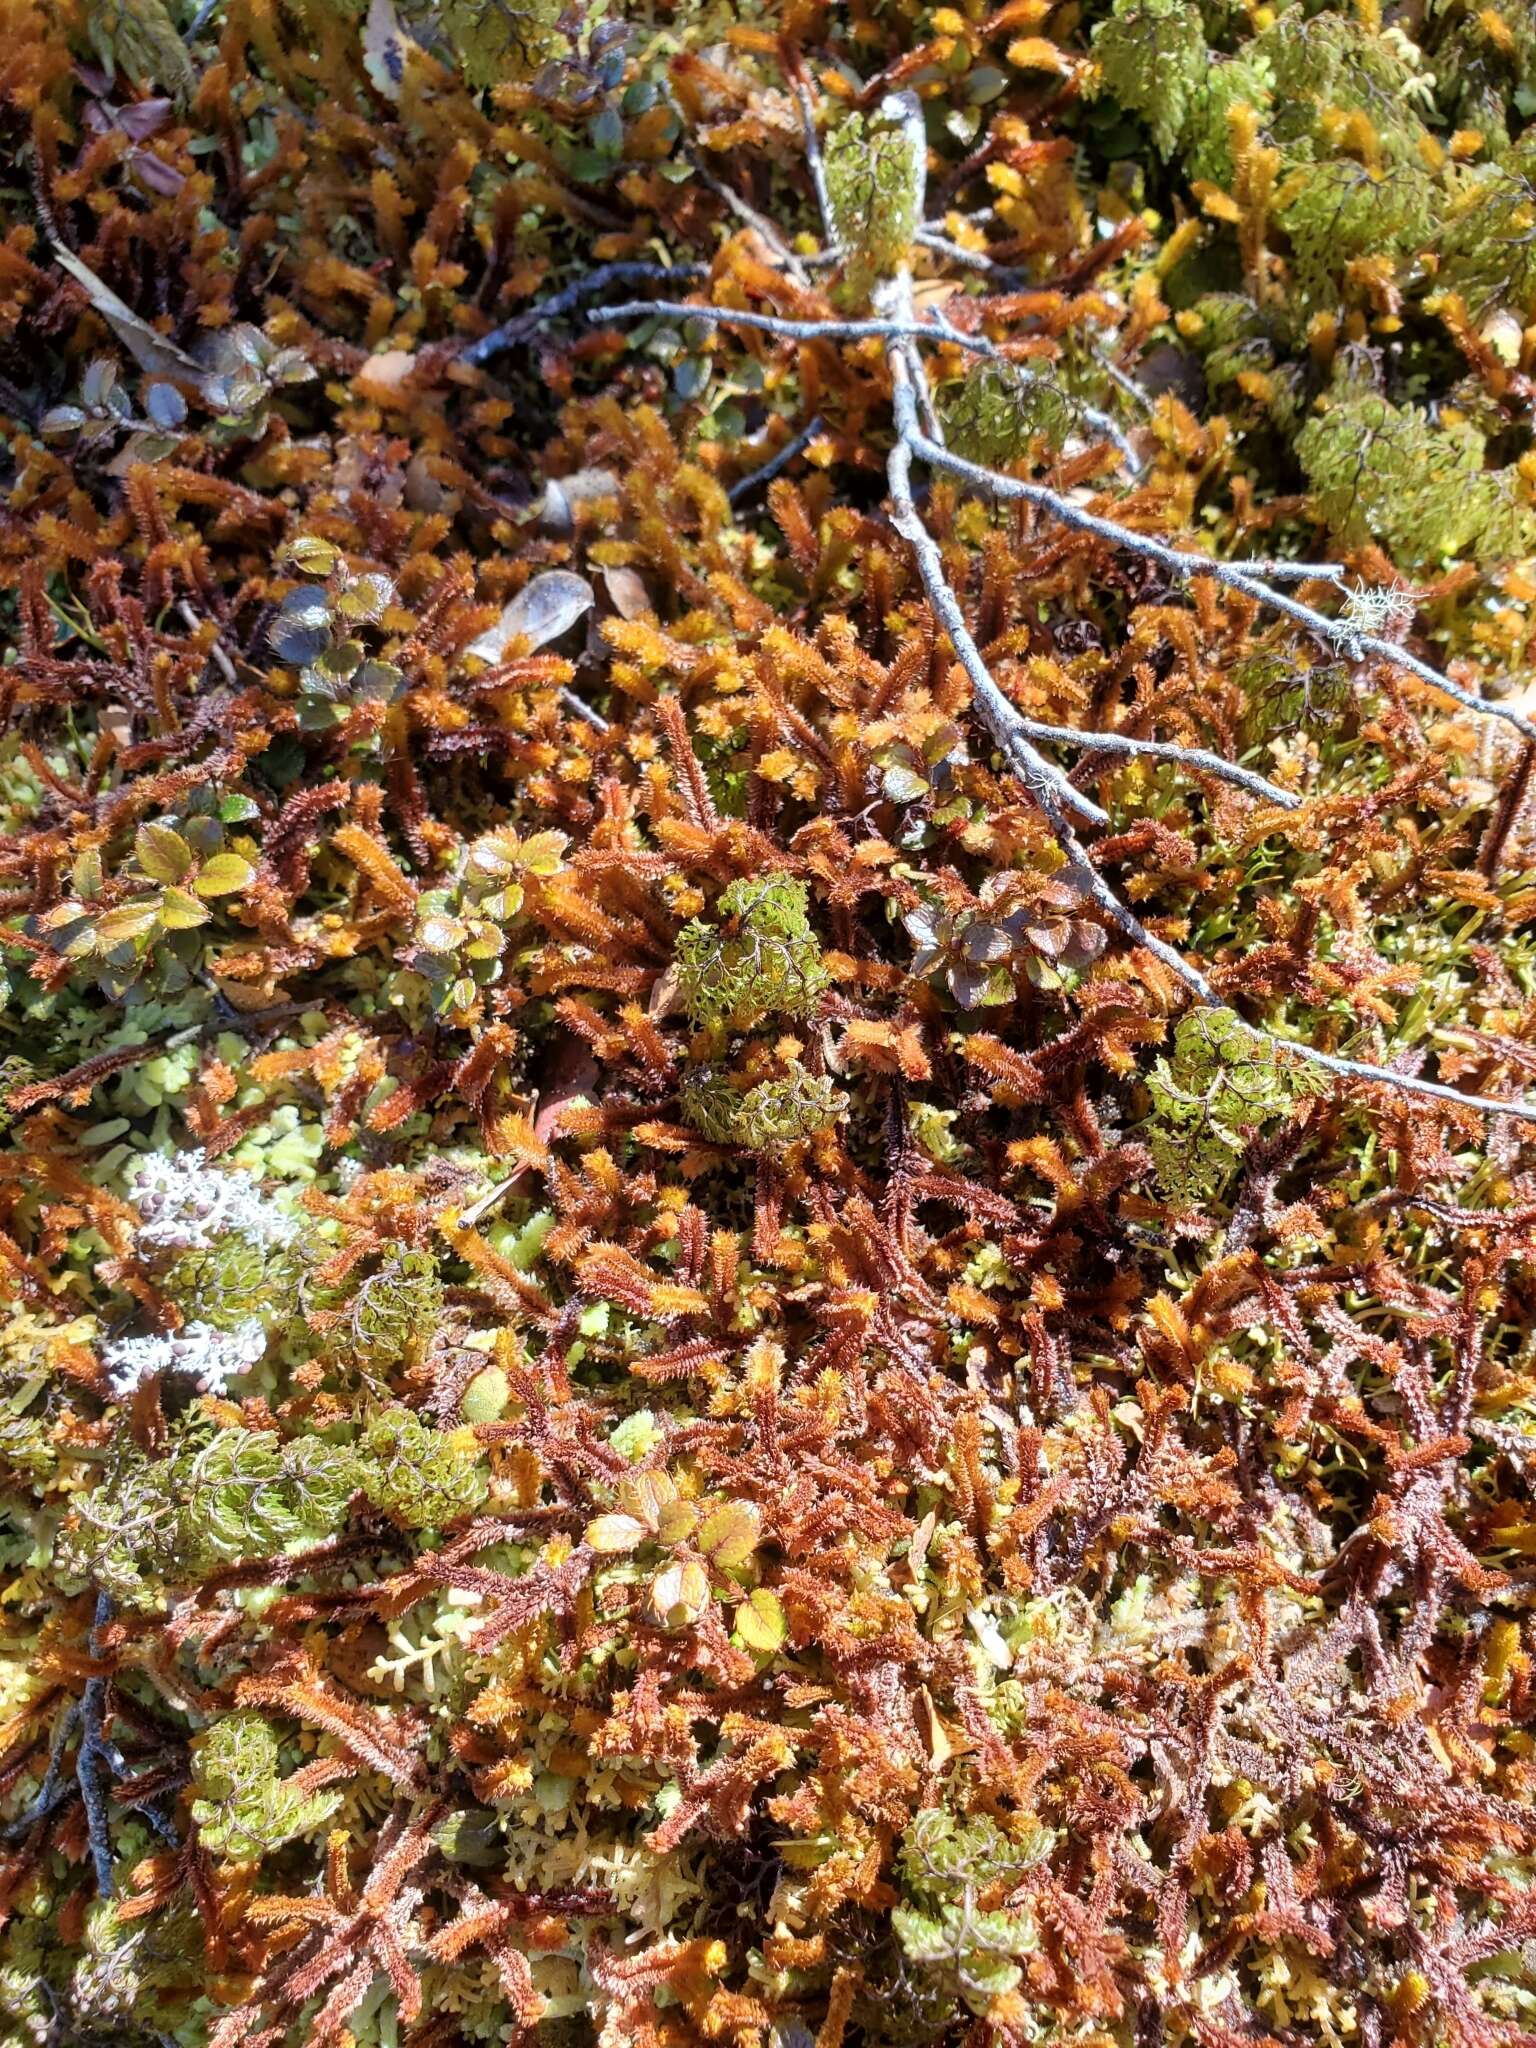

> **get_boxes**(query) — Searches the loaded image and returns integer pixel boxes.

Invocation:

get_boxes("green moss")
[1144,1006,1313,1207]
[826,93,926,305]
[348,1245,445,1366]
[58,1418,359,1608]
[938,364,1075,469]
[1092,0,1208,155]
[891,1809,1052,2016]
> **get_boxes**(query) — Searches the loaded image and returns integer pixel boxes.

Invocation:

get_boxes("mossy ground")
[0,2,1534,2046]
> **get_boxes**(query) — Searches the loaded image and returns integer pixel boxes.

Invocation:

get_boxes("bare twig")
[1092,345,1155,415]
[884,313,1214,1002]
[463,263,707,368]
[596,298,1315,814]
[560,686,609,733]
[598,302,1159,484]
[602,297,1517,736]
[1012,717,1302,806]
[179,600,238,686]
[1238,558,1347,583]
[886,316,1536,1117]
[885,447,1106,822]
[598,298,996,350]
[1275,1040,1536,1127]
[457,1171,529,1228]
[897,325,945,444]
[915,225,1003,272]
[913,433,1536,743]
[728,414,826,507]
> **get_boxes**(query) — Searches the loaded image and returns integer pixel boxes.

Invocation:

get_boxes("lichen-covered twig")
[1010,715,1302,806]
[794,80,841,258]
[596,299,1317,813]
[914,224,1004,272]
[1277,1039,1536,1126]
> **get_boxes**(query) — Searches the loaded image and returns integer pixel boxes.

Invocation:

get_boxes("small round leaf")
[733,1587,787,1655]
[193,853,255,897]
[135,822,192,884]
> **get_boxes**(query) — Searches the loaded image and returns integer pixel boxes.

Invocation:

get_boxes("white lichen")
[102,1315,269,1398]
[126,1148,300,1254]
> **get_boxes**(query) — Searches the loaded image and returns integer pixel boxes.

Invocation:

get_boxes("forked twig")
[601,298,1142,471]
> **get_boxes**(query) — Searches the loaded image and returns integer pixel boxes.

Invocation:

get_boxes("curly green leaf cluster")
[1296,384,1536,569]
[682,1061,845,1150]
[1439,144,1536,318]
[165,1233,303,1333]
[1277,158,1435,318]
[348,1245,444,1366]
[827,93,926,304]
[1144,1007,1311,1207]
[892,1808,1051,2016]
[938,365,1075,470]
[60,1419,358,1608]
[357,1405,487,1531]
[674,875,829,1032]
[189,1712,342,1863]
[1260,7,1432,167]
[1091,0,1208,156]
